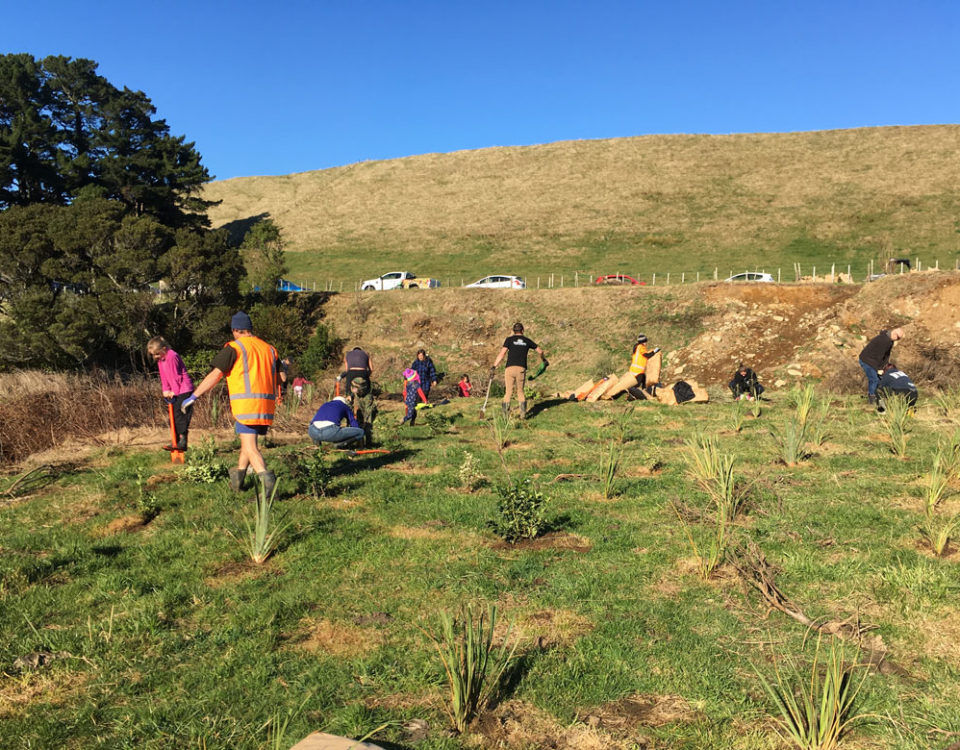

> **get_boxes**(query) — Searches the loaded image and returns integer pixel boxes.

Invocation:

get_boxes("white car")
[361,271,413,291]
[725,272,775,283]
[464,275,526,289]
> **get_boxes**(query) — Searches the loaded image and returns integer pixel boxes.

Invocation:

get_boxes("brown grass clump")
[0,669,92,720]
[286,617,385,657]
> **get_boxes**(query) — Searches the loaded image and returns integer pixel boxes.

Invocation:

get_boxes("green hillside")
[202,125,960,286]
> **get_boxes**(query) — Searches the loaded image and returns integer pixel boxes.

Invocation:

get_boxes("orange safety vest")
[629,343,648,375]
[225,336,279,426]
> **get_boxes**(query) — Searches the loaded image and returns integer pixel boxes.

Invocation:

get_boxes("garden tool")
[166,403,185,464]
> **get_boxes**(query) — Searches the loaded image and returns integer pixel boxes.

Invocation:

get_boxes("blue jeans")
[308,423,364,445]
[859,359,880,397]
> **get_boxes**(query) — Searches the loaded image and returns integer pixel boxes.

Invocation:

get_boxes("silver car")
[464,275,526,289]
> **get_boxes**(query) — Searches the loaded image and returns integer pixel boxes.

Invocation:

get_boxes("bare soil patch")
[491,531,593,553]
[286,617,385,657]
[471,699,632,750]
[578,693,703,732]
[204,559,282,588]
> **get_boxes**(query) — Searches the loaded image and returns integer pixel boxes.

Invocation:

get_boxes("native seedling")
[683,434,742,521]
[490,478,548,543]
[420,604,519,733]
[673,502,727,580]
[790,383,817,430]
[236,476,290,564]
[180,436,228,483]
[755,635,871,750]
[134,469,160,523]
[770,416,810,467]
[597,428,623,499]
[490,409,510,452]
[458,452,485,492]
[880,392,912,457]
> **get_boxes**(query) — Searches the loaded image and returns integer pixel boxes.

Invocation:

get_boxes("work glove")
[489,366,496,377]
[542,358,549,366]
[180,395,197,414]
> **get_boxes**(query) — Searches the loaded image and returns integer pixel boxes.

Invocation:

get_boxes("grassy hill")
[203,125,960,286]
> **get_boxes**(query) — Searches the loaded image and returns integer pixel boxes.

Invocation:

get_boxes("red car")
[595,274,644,286]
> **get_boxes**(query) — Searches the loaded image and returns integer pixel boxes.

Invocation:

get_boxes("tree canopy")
[0,54,215,228]
[0,54,247,371]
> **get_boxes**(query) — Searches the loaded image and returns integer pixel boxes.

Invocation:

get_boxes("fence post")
[575,272,578,287]
[831,264,835,283]
[537,277,540,289]
[696,272,700,282]
[714,267,718,281]
[812,266,816,281]
[652,273,656,286]
[681,272,685,283]
[666,273,670,285]
[778,268,781,283]
[560,275,563,287]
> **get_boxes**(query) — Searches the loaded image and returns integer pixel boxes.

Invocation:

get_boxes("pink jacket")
[157,348,194,395]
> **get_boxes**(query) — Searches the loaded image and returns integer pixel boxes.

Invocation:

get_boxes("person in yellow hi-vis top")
[181,311,281,498]
[628,333,659,390]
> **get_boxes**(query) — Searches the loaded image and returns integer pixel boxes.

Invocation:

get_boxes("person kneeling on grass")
[308,396,366,446]
[876,363,918,413]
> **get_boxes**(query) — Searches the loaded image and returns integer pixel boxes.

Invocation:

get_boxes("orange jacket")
[225,336,279,426]
[629,343,648,375]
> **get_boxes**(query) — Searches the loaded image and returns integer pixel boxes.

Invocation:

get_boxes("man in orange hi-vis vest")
[181,311,280,498]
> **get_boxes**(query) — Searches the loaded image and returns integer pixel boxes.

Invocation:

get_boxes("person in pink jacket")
[147,336,195,451]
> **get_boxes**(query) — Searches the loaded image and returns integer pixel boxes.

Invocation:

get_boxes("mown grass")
[2,387,960,748]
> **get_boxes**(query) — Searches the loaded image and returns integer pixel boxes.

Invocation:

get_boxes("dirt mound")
[668,272,960,391]
[321,271,960,395]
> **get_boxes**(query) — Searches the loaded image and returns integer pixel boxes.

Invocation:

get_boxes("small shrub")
[134,469,160,522]
[458,452,485,491]
[180,437,228,483]
[755,635,870,750]
[490,479,548,543]
[299,323,341,380]
[286,450,329,499]
[423,410,454,437]
[420,604,519,733]
[490,409,510,451]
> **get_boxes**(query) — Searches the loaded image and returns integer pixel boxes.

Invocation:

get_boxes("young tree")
[242,219,288,304]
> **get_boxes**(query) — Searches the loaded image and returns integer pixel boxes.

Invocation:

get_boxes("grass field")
[202,125,960,286]
[3,383,960,749]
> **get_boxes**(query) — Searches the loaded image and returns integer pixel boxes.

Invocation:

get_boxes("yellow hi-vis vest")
[629,344,648,376]
[225,336,279,426]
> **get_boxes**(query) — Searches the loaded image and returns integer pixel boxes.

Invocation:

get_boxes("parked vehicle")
[725,272,775,283]
[361,271,439,290]
[595,274,644,286]
[464,275,526,289]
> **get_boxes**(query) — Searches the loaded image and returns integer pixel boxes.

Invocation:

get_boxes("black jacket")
[859,331,894,370]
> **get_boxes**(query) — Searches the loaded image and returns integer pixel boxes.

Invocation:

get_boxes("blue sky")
[6,1,958,180]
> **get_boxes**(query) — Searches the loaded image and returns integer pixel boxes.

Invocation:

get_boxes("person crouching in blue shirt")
[308,396,365,446]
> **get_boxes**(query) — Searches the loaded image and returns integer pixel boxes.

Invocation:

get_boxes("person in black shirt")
[491,322,547,419]
[729,363,764,400]
[859,328,904,403]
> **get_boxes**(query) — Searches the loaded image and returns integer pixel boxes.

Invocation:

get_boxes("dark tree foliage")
[0,54,249,372]
[0,198,243,370]
[0,53,215,228]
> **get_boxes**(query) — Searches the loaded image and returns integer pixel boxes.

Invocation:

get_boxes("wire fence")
[281,255,957,293]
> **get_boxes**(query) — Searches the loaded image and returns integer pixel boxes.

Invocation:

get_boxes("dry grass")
[203,125,960,280]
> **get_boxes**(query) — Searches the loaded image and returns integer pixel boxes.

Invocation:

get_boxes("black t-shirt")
[211,345,238,374]
[502,335,538,368]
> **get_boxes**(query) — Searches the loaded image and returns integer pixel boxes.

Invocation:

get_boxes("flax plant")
[598,430,623,499]
[684,434,741,520]
[237,477,289,565]
[790,384,817,430]
[880,392,913,457]
[490,409,510,452]
[731,397,746,433]
[756,635,870,750]
[421,604,519,733]
[770,417,810,466]
[673,502,727,579]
